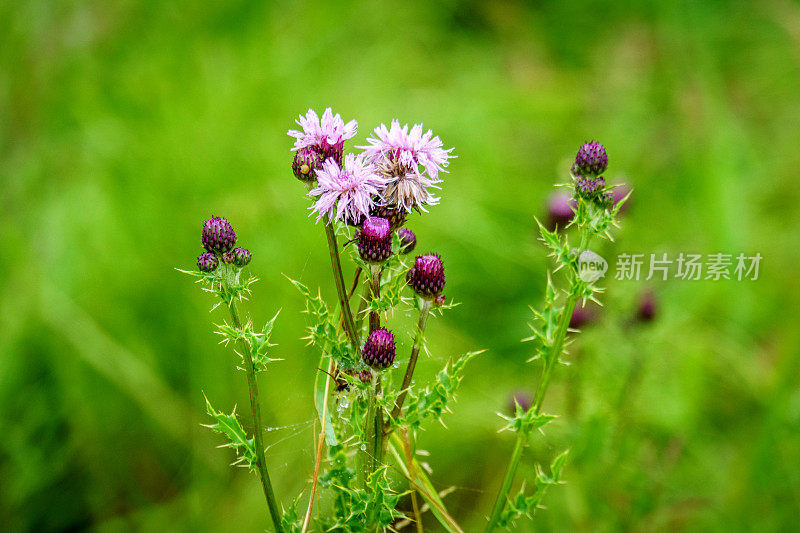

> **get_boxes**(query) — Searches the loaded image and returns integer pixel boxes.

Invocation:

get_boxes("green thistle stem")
[324,220,359,354]
[485,232,592,533]
[387,298,433,435]
[226,299,285,533]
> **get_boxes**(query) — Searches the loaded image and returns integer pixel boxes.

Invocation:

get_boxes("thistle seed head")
[407,253,445,297]
[397,228,417,255]
[357,216,392,263]
[202,217,236,254]
[362,328,396,370]
[197,252,219,273]
[572,141,608,177]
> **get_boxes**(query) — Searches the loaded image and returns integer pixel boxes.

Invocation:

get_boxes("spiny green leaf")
[202,395,257,470]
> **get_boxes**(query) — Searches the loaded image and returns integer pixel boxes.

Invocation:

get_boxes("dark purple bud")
[358,369,373,384]
[397,228,417,255]
[575,176,606,201]
[406,254,445,298]
[508,390,532,414]
[197,252,219,273]
[636,290,657,322]
[362,328,396,370]
[610,183,632,213]
[233,247,252,267]
[546,192,576,230]
[202,217,236,254]
[371,204,408,230]
[572,141,608,177]
[569,303,599,330]
[292,147,321,181]
[222,251,236,263]
[433,294,446,307]
[357,217,392,263]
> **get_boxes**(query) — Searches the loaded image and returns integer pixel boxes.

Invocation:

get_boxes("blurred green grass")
[2,0,800,531]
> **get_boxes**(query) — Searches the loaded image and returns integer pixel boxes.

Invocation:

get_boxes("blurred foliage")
[2,0,800,531]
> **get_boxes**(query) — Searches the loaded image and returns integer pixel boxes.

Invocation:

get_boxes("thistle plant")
[484,141,629,531]
[182,113,627,532]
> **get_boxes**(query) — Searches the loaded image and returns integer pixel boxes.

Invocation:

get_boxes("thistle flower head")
[357,216,392,263]
[362,328,396,370]
[202,217,236,254]
[397,228,417,255]
[288,108,357,166]
[406,253,445,297]
[197,252,219,273]
[233,247,252,267]
[308,154,385,225]
[572,141,608,177]
[292,147,321,182]
[360,120,454,212]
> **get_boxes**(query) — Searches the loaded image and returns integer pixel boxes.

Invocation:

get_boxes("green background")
[2,0,800,531]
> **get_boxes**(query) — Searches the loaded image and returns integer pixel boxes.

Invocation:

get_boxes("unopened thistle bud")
[197,252,219,273]
[202,217,236,254]
[569,303,598,329]
[575,176,606,201]
[610,182,632,213]
[371,204,408,230]
[398,228,417,254]
[292,147,320,181]
[434,294,446,307]
[358,369,373,384]
[407,254,445,298]
[571,141,608,177]
[357,217,392,263]
[233,247,252,267]
[362,328,396,370]
[222,251,236,263]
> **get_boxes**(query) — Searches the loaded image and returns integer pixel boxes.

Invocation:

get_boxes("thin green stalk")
[387,298,433,434]
[227,299,285,533]
[368,264,382,332]
[485,232,592,533]
[323,220,359,354]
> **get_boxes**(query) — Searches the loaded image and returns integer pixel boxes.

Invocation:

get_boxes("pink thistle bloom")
[309,154,385,225]
[359,120,454,212]
[288,108,358,165]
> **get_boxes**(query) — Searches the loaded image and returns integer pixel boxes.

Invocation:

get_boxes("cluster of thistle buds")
[196,216,252,273]
[571,141,614,206]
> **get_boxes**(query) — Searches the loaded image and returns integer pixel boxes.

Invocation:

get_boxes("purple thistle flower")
[546,192,577,230]
[397,228,417,255]
[202,217,236,254]
[407,253,445,297]
[360,120,455,212]
[362,328,396,370]
[233,247,252,267]
[197,252,219,273]
[572,141,608,177]
[308,153,386,225]
[292,147,321,181]
[357,217,392,263]
[288,108,357,166]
